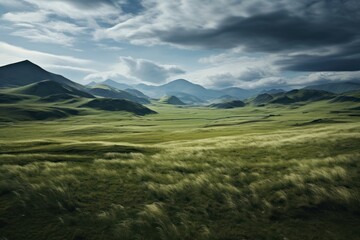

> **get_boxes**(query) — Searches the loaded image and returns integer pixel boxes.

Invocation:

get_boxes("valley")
[0,61,360,240]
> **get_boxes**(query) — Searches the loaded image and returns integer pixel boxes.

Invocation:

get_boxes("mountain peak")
[2,60,41,69]
[168,79,194,85]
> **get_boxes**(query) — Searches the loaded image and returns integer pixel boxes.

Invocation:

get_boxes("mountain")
[209,100,246,109]
[261,89,285,95]
[81,98,156,115]
[86,81,98,87]
[284,89,334,102]
[270,95,296,104]
[39,93,80,103]
[249,89,335,105]
[10,80,93,98]
[251,93,274,105]
[0,60,89,92]
[304,81,360,94]
[220,87,257,100]
[0,105,80,121]
[135,79,224,100]
[124,88,150,99]
[88,84,150,104]
[159,95,186,105]
[329,96,360,103]
[160,79,223,100]
[210,95,239,104]
[166,92,204,105]
[0,92,31,103]
[100,79,131,90]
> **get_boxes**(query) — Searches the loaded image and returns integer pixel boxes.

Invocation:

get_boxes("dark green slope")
[39,93,80,103]
[81,98,156,115]
[89,85,150,104]
[0,60,89,92]
[159,95,186,105]
[124,88,150,99]
[251,93,274,105]
[284,89,334,102]
[329,96,360,103]
[10,80,93,98]
[0,105,80,121]
[0,92,31,103]
[305,81,360,94]
[209,100,245,109]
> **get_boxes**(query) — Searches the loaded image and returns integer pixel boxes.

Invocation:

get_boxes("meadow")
[1,101,360,240]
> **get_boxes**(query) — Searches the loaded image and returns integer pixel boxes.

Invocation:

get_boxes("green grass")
[0,100,360,239]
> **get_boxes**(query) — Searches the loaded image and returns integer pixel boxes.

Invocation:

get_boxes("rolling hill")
[124,88,150,99]
[135,79,224,100]
[0,92,31,103]
[304,81,360,94]
[209,100,246,109]
[166,92,204,105]
[0,105,80,121]
[251,93,274,105]
[220,87,257,100]
[0,60,89,92]
[81,98,156,115]
[159,95,186,105]
[88,84,150,104]
[96,79,132,90]
[9,80,93,98]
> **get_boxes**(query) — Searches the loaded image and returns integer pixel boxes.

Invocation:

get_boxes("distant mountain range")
[88,84,150,104]
[304,82,360,94]
[1,60,360,121]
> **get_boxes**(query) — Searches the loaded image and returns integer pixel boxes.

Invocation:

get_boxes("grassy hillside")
[209,100,245,109]
[81,98,156,115]
[0,60,89,92]
[159,95,186,105]
[89,84,150,104]
[0,100,360,239]
[10,80,93,98]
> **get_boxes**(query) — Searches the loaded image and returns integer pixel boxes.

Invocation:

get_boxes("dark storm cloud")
[162,10,359,52]
[157,1,360,72]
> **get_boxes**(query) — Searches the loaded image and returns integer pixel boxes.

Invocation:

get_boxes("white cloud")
[2,11,48,23]
[2,10,87,46]
[179,55,280,89]
[0,41,92,72]
[24,0,121,21]
[85,56,185,84]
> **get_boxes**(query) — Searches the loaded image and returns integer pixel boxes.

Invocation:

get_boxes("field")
[1,101,360,240]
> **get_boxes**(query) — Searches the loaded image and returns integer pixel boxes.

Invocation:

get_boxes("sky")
[0,0,359,89]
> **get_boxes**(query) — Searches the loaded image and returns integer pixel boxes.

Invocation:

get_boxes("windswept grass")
[1,101,360,239]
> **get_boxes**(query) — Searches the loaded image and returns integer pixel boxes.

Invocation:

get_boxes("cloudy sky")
[0,0,359,89]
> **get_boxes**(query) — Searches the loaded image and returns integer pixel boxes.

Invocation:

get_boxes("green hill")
[10,80,93,98]
[209,100,245,109]
[305,81,360,94]
[0,60,89,92]
[284,89,334,102]
[159,95,186,105]
[81,98,156,115]
[124,88,150,99]
[89,84,150,104]
[39,93,80,103]
[251,93,274,105]
[0,92,31,103]
[329,96,360,103]
[0,105,80,121]
[270,95,296,104]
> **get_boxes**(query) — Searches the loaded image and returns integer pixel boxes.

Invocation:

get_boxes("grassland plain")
[1,101,360,240]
